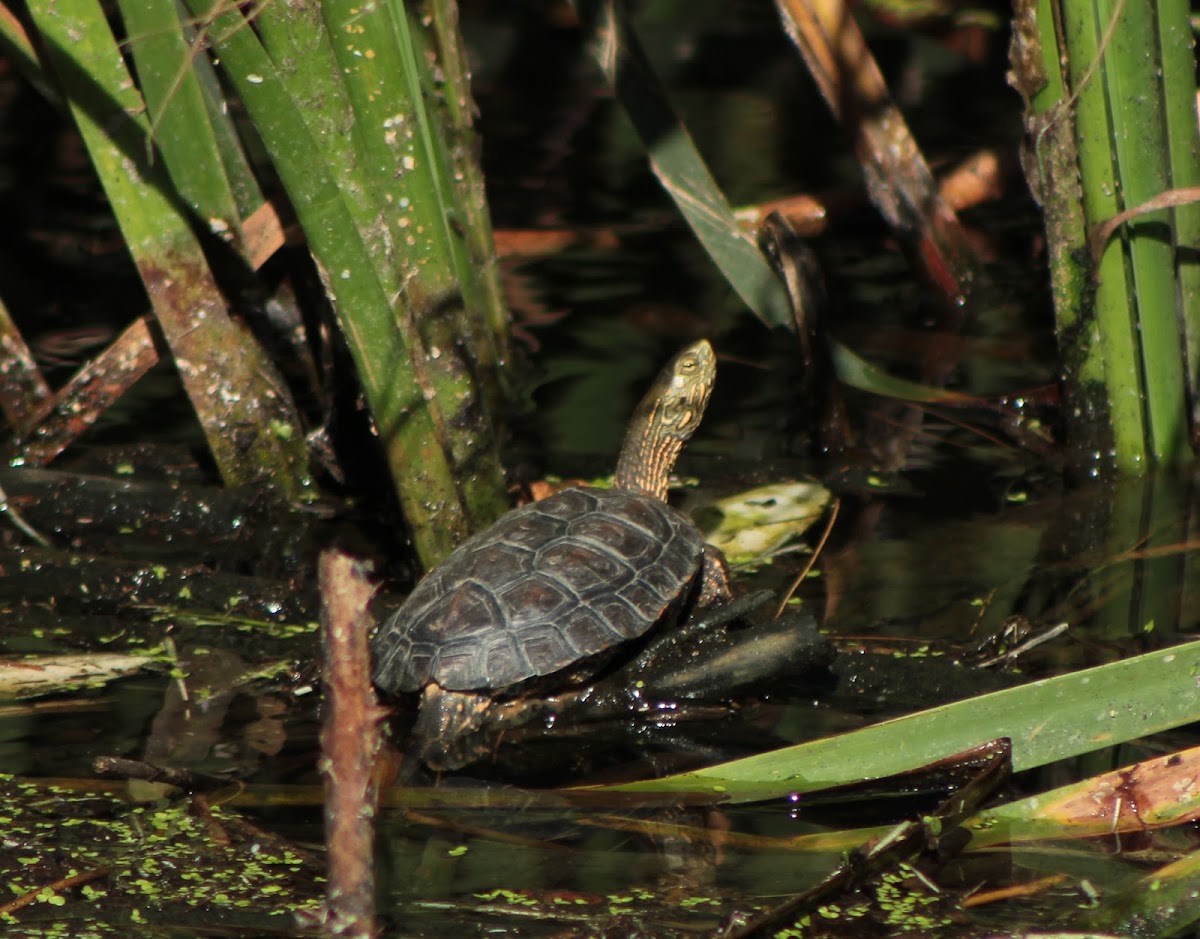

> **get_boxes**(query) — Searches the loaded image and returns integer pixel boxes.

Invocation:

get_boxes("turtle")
[370,339,732,770]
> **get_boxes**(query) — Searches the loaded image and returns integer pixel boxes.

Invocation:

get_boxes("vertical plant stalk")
[424,0,512,409]
[1013,0,1200,472]
[1105,0,1190,465]
[332,0,507,529]
[318,549,381,937]
[1069,0,1162,468]
[1157,0,1200,447]
[25,0,313,498]
[1008,0,1106,470]
[189,0,508,565]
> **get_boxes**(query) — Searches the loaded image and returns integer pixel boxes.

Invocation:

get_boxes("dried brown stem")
[92,755,232,792]
[12,317,160,467]
[775,0,978,304]
[0,866,111,916]
[0,295,52,431]
[318,548,383,937]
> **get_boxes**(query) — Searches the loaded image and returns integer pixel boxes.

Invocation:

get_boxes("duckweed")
[0,776,323,931]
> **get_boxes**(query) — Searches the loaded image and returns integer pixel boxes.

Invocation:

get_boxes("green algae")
[0,775,323,935]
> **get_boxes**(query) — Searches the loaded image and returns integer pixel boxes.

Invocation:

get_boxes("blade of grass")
[581,0,793,329]
[324,0,507,528]
[1101,0,1188,465]
[829,342,978,404]
[584,638,1200,802]
[1161,0,1200,428]
[246,0,391,281]
[118,0,259,236]
[425,0,512,380]
[581,1,976,403]
[26,0,312,497]
[399,0,510,430]
[582,741,1200,859]
[1103,0,1200,468]
[186,0,507,564]
[1066,0,1157,470]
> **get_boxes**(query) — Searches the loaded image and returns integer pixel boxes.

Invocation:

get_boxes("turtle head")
[647,339,716,441]
[614,339,716,500]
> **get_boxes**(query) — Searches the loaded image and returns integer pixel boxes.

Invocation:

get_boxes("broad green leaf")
[587,640,1200,803]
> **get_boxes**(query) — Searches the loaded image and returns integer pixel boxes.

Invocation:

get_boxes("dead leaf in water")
[0,653,150,700]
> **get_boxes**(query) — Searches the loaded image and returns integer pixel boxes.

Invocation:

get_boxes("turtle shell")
[371,486,705,694]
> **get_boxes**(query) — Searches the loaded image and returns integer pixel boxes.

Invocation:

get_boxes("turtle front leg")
[697,544,733,606]
[411,683,562,770]
[411,684,494,771]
